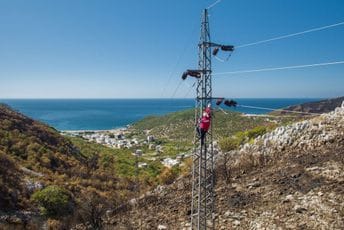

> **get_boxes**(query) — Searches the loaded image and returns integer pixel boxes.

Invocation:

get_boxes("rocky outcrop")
[239,101,344,159]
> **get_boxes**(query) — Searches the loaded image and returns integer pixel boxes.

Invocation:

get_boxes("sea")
[0,98,321,131]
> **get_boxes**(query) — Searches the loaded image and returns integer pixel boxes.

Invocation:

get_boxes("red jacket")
[200,111,211,131]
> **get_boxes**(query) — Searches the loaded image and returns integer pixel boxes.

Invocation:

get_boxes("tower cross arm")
[200,42,235,51]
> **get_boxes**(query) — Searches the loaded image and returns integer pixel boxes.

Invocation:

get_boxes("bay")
[0,98,320,131]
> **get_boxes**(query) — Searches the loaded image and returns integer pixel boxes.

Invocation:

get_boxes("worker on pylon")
[197,104,211,145]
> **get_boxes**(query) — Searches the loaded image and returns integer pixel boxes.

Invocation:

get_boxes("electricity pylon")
[191,9,214,230]
[182,8,234,230]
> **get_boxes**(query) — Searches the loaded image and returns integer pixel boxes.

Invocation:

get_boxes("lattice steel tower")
[180,8,234,230]
[191,8,214,229]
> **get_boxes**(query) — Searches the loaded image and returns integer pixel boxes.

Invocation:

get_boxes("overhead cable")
[161,22,198,97]
[236,21,344,49]
[218,107,228,115]
[207,0,223,10]
[238,104,321,115]
[183,81,196,98]
[170,80,184,98]
[213,60,344,76]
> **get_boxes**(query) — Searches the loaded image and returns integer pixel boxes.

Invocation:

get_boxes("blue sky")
[0,0,344,98]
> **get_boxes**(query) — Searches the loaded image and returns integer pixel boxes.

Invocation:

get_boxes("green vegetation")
[158,140,192,158]
[219,137,240,152]
[0,104,138,217]
[0,103,295,226]
[132,109,286,156]
[31,185,73,218]
[0,150,27,211]
[158,166,180,185]
[219,125,272,152]
[132,109,281,142]
[69,136,163,182]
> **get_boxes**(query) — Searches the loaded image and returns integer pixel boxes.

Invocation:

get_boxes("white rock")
[224,210,231,217]
[158,224,167,229]
[233,220,241,226]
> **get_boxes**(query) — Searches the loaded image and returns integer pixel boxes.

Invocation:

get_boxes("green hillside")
[131,108,284,141]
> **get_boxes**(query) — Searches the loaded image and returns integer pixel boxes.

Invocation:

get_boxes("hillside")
[272,96,344,115]
[0,104,80,212]
[107,102,344,229]
[1,103,281,228]
[2,101,343,229]
[131,109,291,141]
[0,104,145,228]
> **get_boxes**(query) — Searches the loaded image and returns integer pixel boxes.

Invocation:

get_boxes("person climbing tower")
[197,104,212,145]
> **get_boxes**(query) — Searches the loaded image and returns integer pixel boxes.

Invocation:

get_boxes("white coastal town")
[61,127,191,168]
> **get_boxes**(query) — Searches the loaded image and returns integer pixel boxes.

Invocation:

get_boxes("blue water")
[0,98,321,131]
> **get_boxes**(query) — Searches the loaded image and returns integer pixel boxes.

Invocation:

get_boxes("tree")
[77,191,109,230]
[31,185,73,218]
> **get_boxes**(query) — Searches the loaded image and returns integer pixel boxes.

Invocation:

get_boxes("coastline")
[1,98,322,131]
[60,127,128,133]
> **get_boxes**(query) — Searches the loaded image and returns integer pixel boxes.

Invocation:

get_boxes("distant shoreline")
[1,98,323,131]
[60,127,128,133]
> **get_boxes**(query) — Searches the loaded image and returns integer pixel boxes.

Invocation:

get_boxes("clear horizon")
[1,0,344,98]
[0,97,328,100]
[1,98,324,130]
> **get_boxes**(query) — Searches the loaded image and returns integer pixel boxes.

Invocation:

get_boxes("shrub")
[77,191,108,230]
[0,151,26,211]
[219,137,240,152]
[158,166,179,185]
[220,126,269,152]
[31,185,73,218]
[46,219,68,230]
[180,158,192,176]
[245,126,267,140]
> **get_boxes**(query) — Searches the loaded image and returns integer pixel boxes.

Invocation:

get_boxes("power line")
[214,54,232,63]
[170,80,184,98]
[161,22,198,97]
[236,21,344,49]
[183,81,196,98]
[217,106,304,118]
[213,60,344,76]
[218,107,228,115]
[238,104,321,115]
[207,0,222,10]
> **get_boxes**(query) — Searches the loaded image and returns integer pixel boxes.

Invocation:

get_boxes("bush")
[46,219,68,230]
[245,126,267,140]
[180,158,192,176]
[31,185,73,218]
[0,151,26,211]
[77,191,108,230]
[219,137,240,152]
[220,126,268,152]
[158,166,179,185]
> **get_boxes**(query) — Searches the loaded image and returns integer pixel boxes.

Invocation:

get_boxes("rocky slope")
[272,96,344,115]
[108,102,344,229]
[241,101,344,157]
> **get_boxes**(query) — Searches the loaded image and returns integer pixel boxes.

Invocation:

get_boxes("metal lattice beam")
[191,9,215,230]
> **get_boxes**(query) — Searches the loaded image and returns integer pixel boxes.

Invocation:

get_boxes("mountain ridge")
[272,96,344,115]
